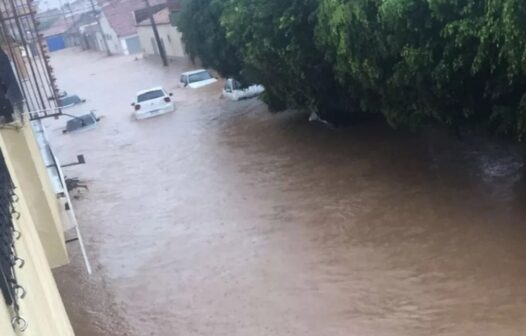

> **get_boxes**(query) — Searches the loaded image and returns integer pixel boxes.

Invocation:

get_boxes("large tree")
[220,0,360,118]
[177,0,242,79]
[316,0,526,137]
[178,0,526,139]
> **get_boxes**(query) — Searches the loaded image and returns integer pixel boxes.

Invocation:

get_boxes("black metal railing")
[0,0,60,121]
[0,150,27,331]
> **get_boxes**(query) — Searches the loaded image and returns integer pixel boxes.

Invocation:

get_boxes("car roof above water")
[181,69,209,76]
[136,86,165,96]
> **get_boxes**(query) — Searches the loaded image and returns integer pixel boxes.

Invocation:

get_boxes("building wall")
[98,15,123,54]
[1,118,69,268]
[0,114,75,336]
[120,37,129,54]
[123,35,141,54]
[119,34,140,55]
[137,24,185,59]
[78,22,100,51]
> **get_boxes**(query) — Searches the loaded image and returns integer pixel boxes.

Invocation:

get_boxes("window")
[58,95,83,108]
[188,71,213,84]
[137,90,165,102]
[65,113,98,132]
[232,79,242,90]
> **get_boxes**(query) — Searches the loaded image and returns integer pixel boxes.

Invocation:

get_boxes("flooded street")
[48,49,526,335]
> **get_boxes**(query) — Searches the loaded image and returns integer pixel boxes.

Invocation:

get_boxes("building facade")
[41,17,71,52]
[0,114,75,336]
[1,1,83,334]
[0,50,76,335]
[97,0,166,55]
[136,7,185,59]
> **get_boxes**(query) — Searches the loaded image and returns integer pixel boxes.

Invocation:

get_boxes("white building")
[88,0,164,55]
[136,7,185,59]
[97,0,144,54]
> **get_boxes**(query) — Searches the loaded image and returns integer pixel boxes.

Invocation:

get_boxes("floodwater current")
[49,49,526,336]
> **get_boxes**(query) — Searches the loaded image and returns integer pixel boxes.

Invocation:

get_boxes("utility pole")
[66,4,80,47]
[88,0,111,56]
[57,0,72,47]
[144,0,168,67]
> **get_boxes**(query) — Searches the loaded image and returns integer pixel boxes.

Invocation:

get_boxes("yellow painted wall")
[0,117,69,268]
[0,120,75,336]
[0,301,16,336]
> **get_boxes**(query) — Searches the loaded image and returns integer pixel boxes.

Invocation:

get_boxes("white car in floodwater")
[222,78,265,101]
[132,87,175,120]
[179,69,217,88]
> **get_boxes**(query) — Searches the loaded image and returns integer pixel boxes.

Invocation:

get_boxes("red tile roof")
[102,0,165,37]
[137,7,170,26]
[166,0,181,11]
[41,16,73,37]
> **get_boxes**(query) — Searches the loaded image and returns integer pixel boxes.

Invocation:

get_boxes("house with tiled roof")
[96,0,166,55]
[40,17,72,52]
[136,6,185,59]
[40,12,95,52]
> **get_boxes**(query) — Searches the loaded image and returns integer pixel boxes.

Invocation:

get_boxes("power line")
[36,7,98,19]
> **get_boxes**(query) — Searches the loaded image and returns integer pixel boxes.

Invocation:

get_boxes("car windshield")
[188,71,212,83]
[59,95,82,107]
[232,79,242,90]
[66,114,97,132]
[137,90,164,102]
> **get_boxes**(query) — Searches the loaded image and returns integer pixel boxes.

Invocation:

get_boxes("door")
[126,36,141,54]
[46,35,66,52]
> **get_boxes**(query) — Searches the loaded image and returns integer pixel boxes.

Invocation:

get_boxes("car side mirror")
[131,102,135,106]
[62,129,68,134]
[169,93,173,96]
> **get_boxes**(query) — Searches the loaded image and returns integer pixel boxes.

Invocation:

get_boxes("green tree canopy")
[178,0,526,139]
[177,0,242,79]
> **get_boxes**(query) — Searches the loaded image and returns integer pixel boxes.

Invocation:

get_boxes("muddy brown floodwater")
[48,49,526,336]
